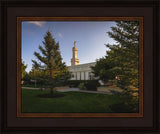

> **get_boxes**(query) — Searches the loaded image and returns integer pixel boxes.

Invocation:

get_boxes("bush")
[67,80,100,91]
[78,83,87,90]
[85,81,99,91]
[67,80,82,87]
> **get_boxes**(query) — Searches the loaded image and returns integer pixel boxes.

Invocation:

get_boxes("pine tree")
[104,21,140,113]
[91,57,113,82]
[92,21,139,89]
[32,30,70,95]
[107,21,139,89]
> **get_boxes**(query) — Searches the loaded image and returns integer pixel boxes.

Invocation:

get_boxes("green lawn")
[22,89,122,113]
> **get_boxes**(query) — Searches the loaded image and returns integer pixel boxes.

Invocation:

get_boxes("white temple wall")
[85,72,89,80]
[77,72,80,80]
[68,62,96,80]
[81,72,85,80]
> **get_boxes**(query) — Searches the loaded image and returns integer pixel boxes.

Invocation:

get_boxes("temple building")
[68,41,96,80]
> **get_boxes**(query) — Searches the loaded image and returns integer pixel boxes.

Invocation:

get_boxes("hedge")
[67,80,100,91]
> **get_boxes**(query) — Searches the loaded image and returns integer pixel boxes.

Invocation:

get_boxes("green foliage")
[106,21,139,89]
[109,90,139,113]
[67,80,100,91]
[91,57,113,81]
[78,83,87,90]
[23,73,31,84]
[31,30,71,94]
[84,80,100,91]
[21,60,27,80]
[67,80,83,87]
[91,21,139,112]
[92,21,139,90]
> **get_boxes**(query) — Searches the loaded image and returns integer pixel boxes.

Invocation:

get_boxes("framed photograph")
[17,17,143,118]
[1,0,159,133]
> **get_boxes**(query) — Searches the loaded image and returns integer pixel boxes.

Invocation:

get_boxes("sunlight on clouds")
[27,21,46,27]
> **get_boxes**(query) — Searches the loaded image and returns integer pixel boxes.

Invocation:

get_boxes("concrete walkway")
[22,87,41,90]
[22,87,112,94]
[57,88,111,94]
[57,88,80,92]
[77,90,112,94]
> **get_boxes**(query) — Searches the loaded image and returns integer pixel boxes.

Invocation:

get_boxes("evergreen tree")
[107,21,139,89]
[93,21,139,88]
[91,57,113,82]
[92,21,139,112]
[32,30,70,95]
[21,59,27,80]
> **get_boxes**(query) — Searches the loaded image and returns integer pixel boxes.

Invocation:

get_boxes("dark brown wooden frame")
[17,16,143,118]
[1,0,159,133]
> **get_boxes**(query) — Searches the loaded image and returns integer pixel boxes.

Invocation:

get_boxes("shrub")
[67,80,100,91]
[78,83,87,90]
[85,81,100,91]
[67,80,82,87]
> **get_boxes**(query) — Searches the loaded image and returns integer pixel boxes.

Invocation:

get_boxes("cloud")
[27,21,45,27]
[57,33,63,38]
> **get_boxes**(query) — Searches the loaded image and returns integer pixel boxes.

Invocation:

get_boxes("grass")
[21,89,122,113]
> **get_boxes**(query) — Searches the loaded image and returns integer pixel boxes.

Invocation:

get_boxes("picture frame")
[17,16,143,118]
[1,0,159,133]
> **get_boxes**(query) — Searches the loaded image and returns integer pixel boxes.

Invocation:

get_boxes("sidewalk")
[77,90,112,94]
[22,87,41,90]
[22,87,112,94]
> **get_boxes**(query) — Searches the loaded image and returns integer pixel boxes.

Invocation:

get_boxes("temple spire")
[71,41,79,66]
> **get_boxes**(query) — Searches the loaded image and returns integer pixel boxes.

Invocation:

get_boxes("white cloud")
[27,21,45,27]
[57,33,63,38]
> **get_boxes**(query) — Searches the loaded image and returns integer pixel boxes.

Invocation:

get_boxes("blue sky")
[22,21,117,72]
